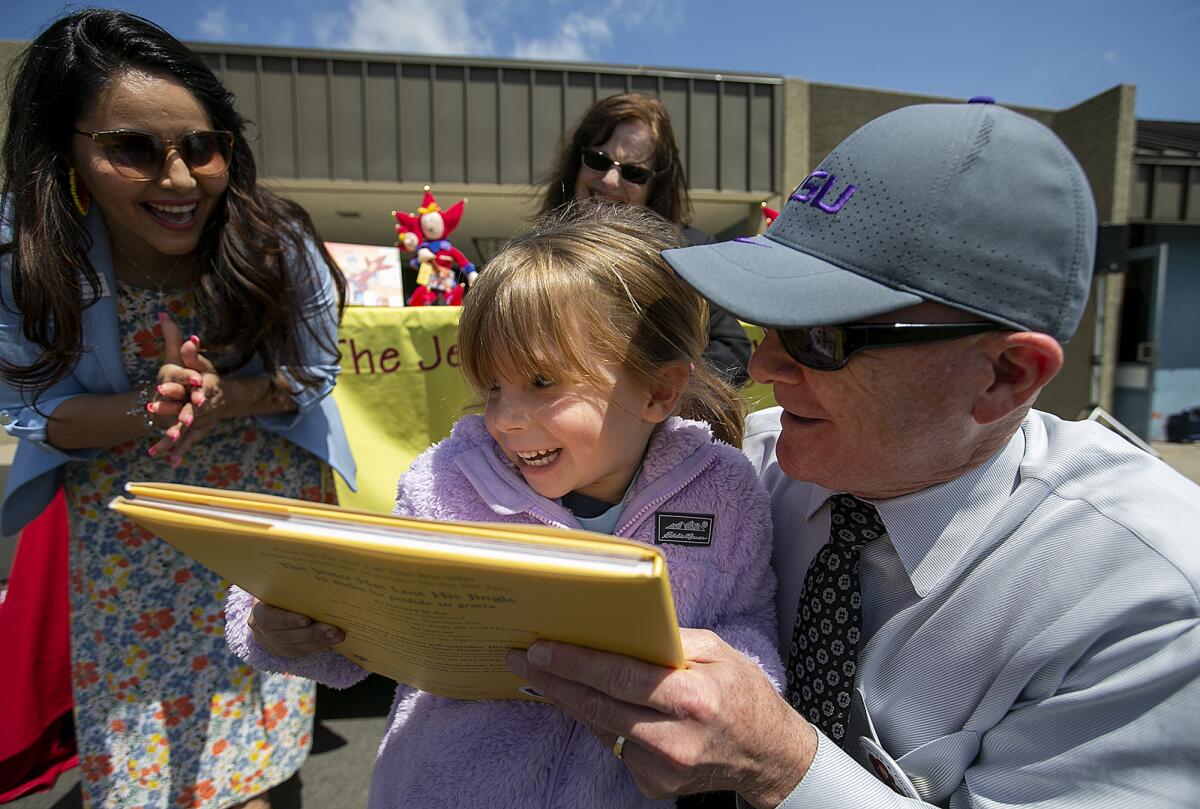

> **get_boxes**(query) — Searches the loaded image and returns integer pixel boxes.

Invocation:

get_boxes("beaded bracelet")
[125,385,157,432]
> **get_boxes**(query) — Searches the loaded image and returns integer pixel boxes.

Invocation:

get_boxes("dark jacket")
[681,225,752,387]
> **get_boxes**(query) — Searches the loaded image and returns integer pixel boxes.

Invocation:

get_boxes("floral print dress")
[65,283,333,808]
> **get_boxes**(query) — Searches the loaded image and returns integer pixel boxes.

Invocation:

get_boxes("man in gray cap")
[507,101,1200,807]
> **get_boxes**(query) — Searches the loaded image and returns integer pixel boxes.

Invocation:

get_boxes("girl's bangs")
[459,265,602,392]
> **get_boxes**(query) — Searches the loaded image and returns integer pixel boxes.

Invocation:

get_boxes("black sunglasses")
[74,129,234,181]
[579,147,658,185]
[773,322,1000,371]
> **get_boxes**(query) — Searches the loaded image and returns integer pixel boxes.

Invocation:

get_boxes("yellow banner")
[333,307,775,513]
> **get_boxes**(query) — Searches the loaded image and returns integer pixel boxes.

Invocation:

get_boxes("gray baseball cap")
[663,101,1098,343]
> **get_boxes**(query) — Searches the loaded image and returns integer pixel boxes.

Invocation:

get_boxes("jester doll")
[392,186,477,306]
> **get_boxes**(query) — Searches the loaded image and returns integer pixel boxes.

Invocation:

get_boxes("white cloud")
[1167,5,1200,24]
[274,20,300,46]
[509,0,680,62]
[512,12,612,61]
[316,0,496,56]
[304,0,683,62]
[1103,50,1118,64]
[608,0,679,30]
[197,7,231,41]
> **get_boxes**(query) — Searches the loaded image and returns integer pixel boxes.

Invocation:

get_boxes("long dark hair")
[537,93,692,226]
[0,8,346,396]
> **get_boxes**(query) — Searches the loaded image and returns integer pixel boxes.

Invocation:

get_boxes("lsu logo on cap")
[655,513,714,546]
[789,170,857,213]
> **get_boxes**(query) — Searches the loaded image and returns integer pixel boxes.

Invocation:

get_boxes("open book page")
[110,482,684,700]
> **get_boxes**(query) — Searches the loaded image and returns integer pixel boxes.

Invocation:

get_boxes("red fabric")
[406,285,463,307]
[0,490,77,802]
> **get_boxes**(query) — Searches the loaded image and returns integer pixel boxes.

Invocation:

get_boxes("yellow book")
[109,482,684,701]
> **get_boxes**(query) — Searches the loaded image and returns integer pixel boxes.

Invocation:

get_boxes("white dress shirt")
[740,407,1200,808]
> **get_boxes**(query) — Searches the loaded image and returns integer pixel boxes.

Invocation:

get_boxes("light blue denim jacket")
[0,204,356,535]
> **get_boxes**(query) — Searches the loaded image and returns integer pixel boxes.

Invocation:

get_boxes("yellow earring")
[68,168,90,216]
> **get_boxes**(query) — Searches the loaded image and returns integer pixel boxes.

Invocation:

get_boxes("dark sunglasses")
[773,322,1000,371]
[73,129,234,181]
[579,147,658,185]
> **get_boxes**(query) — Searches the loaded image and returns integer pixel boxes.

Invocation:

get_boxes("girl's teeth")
[517,449,561,467]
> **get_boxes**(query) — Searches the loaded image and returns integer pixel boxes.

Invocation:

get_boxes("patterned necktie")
[785,494,886,744]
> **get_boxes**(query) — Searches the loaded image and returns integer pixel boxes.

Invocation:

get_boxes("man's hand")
[507,628,817,808]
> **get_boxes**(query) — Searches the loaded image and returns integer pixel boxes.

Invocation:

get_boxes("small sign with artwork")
[325,241,407,307]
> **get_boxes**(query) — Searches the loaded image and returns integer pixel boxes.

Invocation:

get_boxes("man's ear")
[642,362,689,424]
[972,332,1063,425]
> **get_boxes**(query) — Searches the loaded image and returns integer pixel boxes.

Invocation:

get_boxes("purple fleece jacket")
[227,415,780,809]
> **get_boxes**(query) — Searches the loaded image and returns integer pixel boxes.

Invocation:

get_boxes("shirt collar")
[801,425,1027,597]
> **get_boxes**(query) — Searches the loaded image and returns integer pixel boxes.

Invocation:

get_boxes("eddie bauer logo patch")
[655,512,714,546]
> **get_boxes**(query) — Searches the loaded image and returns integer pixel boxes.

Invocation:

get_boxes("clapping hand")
[148,313,223,466]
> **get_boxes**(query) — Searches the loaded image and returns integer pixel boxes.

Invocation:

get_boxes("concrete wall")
[1038,286,1099,418]
[807,83,963,169]
[774,77,810,209]
[1044,82,1135,422]
[1051,84,1137,226]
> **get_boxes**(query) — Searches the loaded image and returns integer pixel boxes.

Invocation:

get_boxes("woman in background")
[538,93,752,387]
[0,9,355,807]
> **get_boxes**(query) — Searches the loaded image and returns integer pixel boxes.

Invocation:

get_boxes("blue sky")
[2,0,1197,121]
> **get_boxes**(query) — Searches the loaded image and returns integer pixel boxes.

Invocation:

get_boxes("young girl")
[225,203,781,808]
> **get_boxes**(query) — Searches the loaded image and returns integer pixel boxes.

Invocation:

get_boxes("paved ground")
[1151,440,1200,484]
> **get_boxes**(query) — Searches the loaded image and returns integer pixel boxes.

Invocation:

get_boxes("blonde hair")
[459,202,745,447]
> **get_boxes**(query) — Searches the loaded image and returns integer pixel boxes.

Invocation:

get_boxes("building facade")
[1116,120,1200,439]
[0,39,1144,422]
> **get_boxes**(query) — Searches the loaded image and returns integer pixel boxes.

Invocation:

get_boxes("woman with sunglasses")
[0,9,355,808]
[538,94,752,388]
